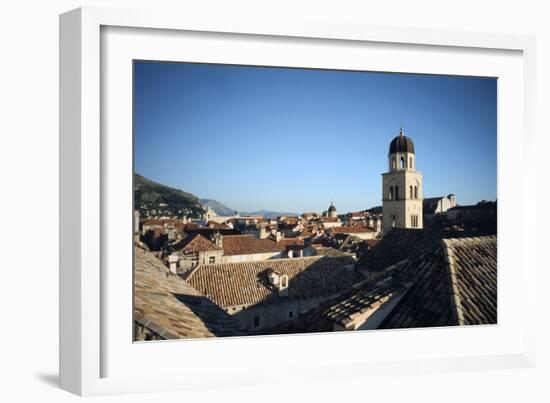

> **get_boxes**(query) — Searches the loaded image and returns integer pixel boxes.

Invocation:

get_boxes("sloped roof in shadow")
[134,246,242,339]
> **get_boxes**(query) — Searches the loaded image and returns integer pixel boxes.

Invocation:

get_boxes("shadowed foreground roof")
[260,235,497,334]
[186,256,362,308]
[134,246,241,339]
[358,228,493,273]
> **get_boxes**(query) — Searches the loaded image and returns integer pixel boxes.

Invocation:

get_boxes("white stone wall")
[178,249,224,271]
[438,196,456,213]
[382,158,423,233]
[134,211,140,233]
[221,251,283,263]
[322,221,342,229]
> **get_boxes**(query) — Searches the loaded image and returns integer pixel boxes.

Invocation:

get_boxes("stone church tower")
[382,128,423,233]
[327,201,337,218]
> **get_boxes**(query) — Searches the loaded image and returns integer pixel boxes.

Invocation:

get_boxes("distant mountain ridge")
[242,210,299,219]
[201,199,298,219]
[200,199,235,216]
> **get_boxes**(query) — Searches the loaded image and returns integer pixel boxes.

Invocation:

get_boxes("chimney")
[278,274,289,297]
[267,269,279,286]
[214,233,223,248]
[166,226,177,241]
[266,269,289,296]
[168,254,179,274]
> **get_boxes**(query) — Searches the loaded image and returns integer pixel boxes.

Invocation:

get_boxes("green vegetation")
[134,173,204,218]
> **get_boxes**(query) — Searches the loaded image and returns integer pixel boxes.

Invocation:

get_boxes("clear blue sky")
[134,61,497,214]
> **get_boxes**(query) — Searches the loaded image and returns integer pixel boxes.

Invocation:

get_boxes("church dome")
[389,128,415,154]
[328,202,337,212]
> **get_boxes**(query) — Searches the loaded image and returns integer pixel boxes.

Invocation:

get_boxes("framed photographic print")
[60,7,537,396]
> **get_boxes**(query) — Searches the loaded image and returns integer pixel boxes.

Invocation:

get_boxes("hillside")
[365,205,383,214]
[200,199,235,216]
[134,173,204,218]
[200,199,298,219]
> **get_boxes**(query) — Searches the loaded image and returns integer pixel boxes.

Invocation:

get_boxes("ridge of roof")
[175,233,222,253]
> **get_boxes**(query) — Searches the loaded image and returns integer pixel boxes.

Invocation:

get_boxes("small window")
[389,186,394,200]
[209,256,215,264]
[253,316,260,328]
[395,186,399,200]
[400,156,405,169]
[392,216,396,228]
[409,157,413,169]
[414,186,418,199]
[288,310,294,319]
[410,185,413,199]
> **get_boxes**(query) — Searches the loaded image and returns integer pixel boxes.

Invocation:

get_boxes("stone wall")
[221,251,283,263]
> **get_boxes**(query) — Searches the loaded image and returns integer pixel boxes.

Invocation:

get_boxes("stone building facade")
[382,128,423,233]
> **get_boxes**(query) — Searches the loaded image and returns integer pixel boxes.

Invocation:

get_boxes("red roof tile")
[174,234,222,253]
[332,226,375,234]
[222,235,284,256]
[277,238,305,247]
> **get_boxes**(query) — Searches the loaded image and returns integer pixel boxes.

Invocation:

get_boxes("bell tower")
[382,128,423,233]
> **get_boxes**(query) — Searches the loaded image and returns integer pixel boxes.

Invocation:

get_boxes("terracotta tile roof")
[313,246,354,259]
[278,238,305,247]
[378,236,497,328]
[133,246,241,339]
[186,256,364,308]
[297,229,314,238]
[331,226,375,234]
[142,218,167,226]
[358,228,489,273]
[173,233,222,254]
[221,235,284,256]
[261,235,497,334]
[143,218,184,229]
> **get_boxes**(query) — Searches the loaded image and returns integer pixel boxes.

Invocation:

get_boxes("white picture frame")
[59,6,537,396]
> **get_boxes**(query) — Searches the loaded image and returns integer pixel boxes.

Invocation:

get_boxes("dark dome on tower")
[328,202,337,212]
[389,128,415,154]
